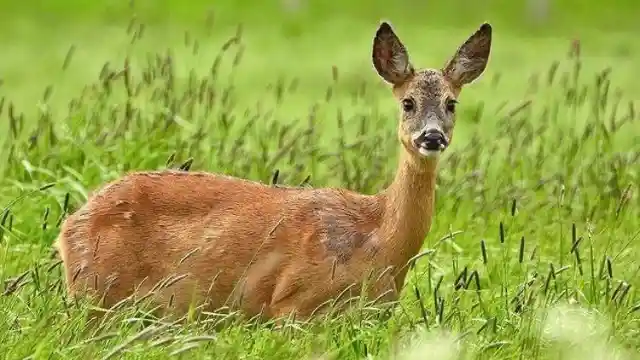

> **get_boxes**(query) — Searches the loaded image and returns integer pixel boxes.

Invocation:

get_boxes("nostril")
[414,130,427,142]
[413,131,428,147]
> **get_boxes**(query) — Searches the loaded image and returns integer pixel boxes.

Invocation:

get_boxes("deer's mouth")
[417,145,445,157]
[412,130,449,157]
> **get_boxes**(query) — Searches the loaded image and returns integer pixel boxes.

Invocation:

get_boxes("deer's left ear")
[372,22,415,86]
[443,23,492,87]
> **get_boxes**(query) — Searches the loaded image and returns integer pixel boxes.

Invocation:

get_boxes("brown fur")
[55,22,492,321]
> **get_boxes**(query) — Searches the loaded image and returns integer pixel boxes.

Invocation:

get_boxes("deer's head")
[372,22,492,163]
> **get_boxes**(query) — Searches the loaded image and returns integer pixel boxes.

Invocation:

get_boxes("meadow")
[0,1,639,359]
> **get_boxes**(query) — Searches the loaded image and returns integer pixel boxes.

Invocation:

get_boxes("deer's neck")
[377,151,438,283]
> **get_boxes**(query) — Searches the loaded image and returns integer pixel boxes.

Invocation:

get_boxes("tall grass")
[0,16,638,360]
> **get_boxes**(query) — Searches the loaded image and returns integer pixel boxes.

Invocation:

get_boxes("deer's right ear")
[372,22,414,86]
[443,23,492,87]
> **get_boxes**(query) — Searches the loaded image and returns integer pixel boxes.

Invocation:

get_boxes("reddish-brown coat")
[56,21,492,320]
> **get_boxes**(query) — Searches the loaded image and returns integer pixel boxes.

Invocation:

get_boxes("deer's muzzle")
[412,129,449,156]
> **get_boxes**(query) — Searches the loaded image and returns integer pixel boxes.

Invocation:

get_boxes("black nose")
[414,130,448,151]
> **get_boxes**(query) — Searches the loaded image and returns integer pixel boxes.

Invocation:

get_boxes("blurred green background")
[0,0,638,119]
[1,0,638,31]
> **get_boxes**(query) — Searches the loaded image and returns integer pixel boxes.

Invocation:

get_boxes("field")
[0,0,639,359]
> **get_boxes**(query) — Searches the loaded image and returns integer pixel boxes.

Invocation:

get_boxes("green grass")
[0,1,639,359]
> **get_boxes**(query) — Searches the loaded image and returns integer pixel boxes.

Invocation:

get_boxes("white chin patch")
[418,147,441,158]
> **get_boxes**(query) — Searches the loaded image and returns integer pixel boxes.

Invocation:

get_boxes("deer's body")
[56,22,492,320]
[57,153,434,318]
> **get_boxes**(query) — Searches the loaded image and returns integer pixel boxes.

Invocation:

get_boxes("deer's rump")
[55,171,298,315]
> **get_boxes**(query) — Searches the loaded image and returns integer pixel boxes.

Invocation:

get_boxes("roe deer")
[55,21,492,321]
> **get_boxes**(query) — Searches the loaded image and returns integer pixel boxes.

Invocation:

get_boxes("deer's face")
[393,70,458,158]
[372,22,492,161]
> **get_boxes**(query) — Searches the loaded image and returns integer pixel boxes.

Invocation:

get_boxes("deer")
[55,21,492,322]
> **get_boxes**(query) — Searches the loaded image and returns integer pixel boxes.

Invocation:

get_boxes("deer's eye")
[401,98,415,112]
[446,99,458,113]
